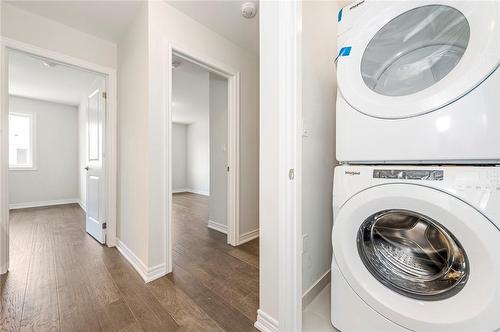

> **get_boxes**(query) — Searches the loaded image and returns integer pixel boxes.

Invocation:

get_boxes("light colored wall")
[172,62,209,124]
[172,63,210,195]
[186,120,210,195]
[146,1,260,266]
[116,5,150,265]
[209,74,228,226]
[1,3,117,69]
[172,123,187,191]
[9,96,78,205]
[259,0,280,321]
[78,99,87,208]
[301,0,338,294]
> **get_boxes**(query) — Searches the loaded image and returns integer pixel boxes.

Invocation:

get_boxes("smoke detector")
[241,2,257,19]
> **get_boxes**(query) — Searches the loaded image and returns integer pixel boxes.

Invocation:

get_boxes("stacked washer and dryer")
[332,2,500,331]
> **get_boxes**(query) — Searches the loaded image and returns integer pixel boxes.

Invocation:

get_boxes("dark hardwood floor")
[0,193,259,331]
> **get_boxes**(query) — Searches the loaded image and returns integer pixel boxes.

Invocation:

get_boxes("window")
[9,112,35,169]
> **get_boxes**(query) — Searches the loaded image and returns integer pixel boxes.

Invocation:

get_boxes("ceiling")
[9,51,102,106]
[167,1,259,55]
[4,1,144,43]
[5,1,259,54]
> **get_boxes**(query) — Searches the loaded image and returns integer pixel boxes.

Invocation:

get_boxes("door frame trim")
[0,37,118,274]
[277,1,303,330]
[164,43,241,273]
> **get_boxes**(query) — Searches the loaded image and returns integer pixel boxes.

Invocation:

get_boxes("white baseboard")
[187,188,209,196]
[78,200,87,213]
[172,188,209,196]
[302,269,331,309]
[208,220,227,234]
[239,228,259,244]
[9,198,80,210]
[116,238,167,283]
[255,309,279,332]
[0,263,8,275]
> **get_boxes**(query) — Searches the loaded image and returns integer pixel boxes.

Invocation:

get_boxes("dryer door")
[336,1,500,119]
[332,183,500,331]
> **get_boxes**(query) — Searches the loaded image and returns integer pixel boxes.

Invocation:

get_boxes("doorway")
[168,51,259,324]
[0,40,117,274]
[166,47,242,272]
[171,54,229,231]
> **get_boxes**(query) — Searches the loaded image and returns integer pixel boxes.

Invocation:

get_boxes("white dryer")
[336,1,500,163]
[331,165,500,331]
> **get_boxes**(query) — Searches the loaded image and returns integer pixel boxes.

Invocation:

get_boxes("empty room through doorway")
[170,55,259,324]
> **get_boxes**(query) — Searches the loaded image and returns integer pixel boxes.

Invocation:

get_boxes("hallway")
[1,195,258,331]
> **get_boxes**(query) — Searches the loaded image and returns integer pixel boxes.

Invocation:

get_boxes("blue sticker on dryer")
[340,46,352,56]
[335,46,352,63]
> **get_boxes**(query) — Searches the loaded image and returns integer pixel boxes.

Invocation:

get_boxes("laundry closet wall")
[301,1,339,298]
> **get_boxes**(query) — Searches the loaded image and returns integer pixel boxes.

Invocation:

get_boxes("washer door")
[337,1,500,119]
[333,184,500,331]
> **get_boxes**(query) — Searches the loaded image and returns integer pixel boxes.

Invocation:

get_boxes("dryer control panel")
[373,169,443,181]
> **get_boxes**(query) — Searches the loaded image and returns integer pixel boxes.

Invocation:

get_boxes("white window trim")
[8,111,37,171]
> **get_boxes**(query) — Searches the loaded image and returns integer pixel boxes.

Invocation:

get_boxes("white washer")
[335,1,500,163]
[331,165,500,331]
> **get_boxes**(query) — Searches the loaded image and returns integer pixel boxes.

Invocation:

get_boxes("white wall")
[9,96,78,206]
[146,1,260,267]
[78,99,87,208]
[186,120,210,195]
[259,0,280,322]
[172,123,187,191]
[301,1,338,294]
[117,4,149,265]
[172,121,211,196]
[1,3,117,69]
[209,74,228,226]
[172,62,210,195]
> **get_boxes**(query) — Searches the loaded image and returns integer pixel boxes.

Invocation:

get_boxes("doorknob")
[84,166,89,171]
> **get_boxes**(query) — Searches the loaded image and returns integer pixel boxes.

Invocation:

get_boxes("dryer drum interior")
[361,5,471,97]
[357,209,469,300]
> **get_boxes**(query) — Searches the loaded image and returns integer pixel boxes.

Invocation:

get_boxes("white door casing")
[165,44,241,274]
[0,38,117,275]
[86,79,106,244]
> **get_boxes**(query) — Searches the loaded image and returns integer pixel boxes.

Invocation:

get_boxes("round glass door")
[361,5,470,96]
[357,209,469,300]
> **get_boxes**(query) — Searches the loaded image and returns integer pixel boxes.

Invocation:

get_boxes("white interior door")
[85,80,106,243]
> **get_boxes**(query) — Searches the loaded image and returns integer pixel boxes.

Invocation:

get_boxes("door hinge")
[102,91,107,99]
[289,168,295,180]
[102,222,107,230]
[227,166,230,172]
